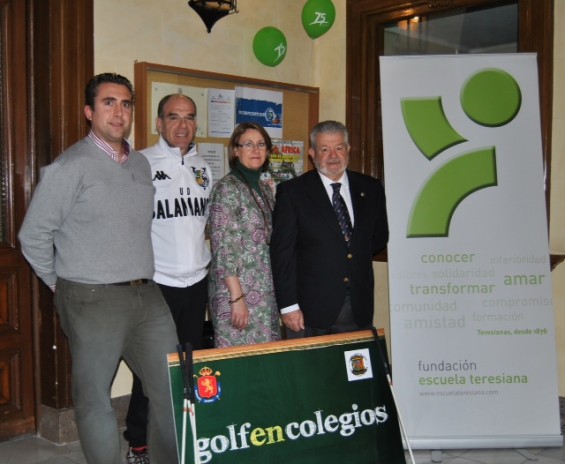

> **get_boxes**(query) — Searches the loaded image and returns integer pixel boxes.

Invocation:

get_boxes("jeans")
[124,277,208,448]
[55,278,179,464]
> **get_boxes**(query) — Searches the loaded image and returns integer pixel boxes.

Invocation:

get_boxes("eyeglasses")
[163,114,197,123]
[236,141,268,150]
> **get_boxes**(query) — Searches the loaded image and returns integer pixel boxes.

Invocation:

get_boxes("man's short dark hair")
[85,73,134,109]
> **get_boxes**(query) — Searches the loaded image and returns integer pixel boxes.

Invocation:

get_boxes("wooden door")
[346,0,553,185]
[0,0,35,439]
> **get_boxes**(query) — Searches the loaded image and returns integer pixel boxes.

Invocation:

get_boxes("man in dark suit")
[270,120,388,338]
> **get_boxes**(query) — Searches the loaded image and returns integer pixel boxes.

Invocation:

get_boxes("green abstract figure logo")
[402,68,521,237]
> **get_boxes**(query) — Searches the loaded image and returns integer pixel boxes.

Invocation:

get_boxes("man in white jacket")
[124,93,213,464]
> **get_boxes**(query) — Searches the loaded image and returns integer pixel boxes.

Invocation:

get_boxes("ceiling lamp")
[188,0,238,33]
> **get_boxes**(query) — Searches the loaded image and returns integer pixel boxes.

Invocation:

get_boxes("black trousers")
[124,276,208,448]
[285,292,371,339]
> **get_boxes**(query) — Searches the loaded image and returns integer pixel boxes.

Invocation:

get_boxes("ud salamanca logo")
[349,353,368,376]
[195,366,221,403]
[192,167,210,190]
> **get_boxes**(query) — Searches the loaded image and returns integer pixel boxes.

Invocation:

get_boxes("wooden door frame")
[345,0,554,264]
[0,0,94,442]
[0,0,34,439]
[30,0,93,420]
[345,0,553,204]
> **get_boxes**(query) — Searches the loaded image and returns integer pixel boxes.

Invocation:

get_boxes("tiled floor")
[1,433,565,464]
[0,432,129,464]
[408,446,565,464]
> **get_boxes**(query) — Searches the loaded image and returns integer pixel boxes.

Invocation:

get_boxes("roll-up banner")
[380,54,562,449]
[168,331,406,463]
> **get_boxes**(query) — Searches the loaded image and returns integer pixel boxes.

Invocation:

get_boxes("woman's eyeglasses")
[236,141,268,150]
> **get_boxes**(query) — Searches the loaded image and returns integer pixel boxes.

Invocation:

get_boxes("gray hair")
[309,120,349,150]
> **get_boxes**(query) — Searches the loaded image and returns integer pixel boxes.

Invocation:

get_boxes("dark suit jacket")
[270,169,388,329]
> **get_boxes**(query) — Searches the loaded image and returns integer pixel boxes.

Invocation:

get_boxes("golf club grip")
[185,343,195,402]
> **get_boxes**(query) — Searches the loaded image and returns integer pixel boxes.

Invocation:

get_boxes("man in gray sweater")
[18,73,179,464]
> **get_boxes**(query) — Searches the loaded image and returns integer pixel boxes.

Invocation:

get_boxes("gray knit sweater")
[19,137,156,287]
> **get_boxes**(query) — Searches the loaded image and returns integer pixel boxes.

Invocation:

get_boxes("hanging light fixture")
[188,0,238,33]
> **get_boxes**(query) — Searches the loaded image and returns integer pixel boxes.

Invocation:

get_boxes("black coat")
[270,169,389,329]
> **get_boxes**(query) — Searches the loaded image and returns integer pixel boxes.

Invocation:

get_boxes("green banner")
[169,331,406,464]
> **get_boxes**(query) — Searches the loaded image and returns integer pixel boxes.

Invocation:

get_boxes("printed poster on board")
[235,87,283,138]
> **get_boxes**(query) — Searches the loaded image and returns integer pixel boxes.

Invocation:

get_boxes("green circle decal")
[461,69,521,127]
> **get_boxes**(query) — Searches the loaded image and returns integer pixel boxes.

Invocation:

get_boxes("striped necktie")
[331,183,353,245]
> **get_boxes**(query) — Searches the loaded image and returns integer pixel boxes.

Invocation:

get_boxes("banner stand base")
[408,434,563,450]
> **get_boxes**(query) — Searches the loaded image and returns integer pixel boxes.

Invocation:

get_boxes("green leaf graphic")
[407,148,498,237]
[401,97,467,159]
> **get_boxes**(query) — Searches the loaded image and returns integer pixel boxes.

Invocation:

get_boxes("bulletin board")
[134,61,319,175]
